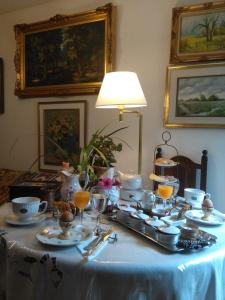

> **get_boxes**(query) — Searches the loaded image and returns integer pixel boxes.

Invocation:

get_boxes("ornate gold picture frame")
[164,62,225,128]
[14,4,114,98]
[170,1,225,63]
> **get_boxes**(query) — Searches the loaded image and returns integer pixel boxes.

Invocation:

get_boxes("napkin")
[76,233,110,261]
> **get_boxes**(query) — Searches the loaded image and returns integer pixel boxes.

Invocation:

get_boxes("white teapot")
[117,170,143,190]
[141,190,156,210]
[60,170,81,201]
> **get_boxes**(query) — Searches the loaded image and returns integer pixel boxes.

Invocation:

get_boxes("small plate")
[5,214,46,226]
[117,203,136,213]
[161,215,186,227]
[151,208,170,218]
[130,211,149,220]
[185,210,225,226]
[154,162,177,167]
[36,225,93,247]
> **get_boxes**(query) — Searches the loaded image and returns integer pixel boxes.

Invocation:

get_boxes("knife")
[84,229,112,256]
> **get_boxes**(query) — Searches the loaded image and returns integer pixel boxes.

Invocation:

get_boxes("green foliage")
[177,99,225,117]
[180,35,225,53]
[75,125,128,179]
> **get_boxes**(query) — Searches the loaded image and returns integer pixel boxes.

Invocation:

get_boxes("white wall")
[0,0,224,211]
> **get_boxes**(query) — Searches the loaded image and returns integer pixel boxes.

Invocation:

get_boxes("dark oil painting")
[44,109,80,165]
[25,20,105,87]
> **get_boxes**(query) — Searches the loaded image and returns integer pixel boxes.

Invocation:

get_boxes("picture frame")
[38,101,87,171]
[14,3,114,98]
[0,58,4,113]
[164,62,225,128]
[170,1,225,63]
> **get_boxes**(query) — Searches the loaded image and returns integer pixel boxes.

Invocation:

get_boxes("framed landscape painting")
[164,62,225,128]
[38,101,87,171]
[14,4,114,98]
[170,2,225,63]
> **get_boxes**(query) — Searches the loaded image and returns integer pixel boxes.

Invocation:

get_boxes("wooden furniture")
[155,148,208,196]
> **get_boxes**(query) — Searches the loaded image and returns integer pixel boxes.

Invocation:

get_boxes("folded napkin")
[76,233,110,261]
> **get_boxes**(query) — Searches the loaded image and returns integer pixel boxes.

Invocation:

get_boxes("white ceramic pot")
[118,171,143,190]
[157,225,180,245]
[60,171,81,201]
[141,190,156,210]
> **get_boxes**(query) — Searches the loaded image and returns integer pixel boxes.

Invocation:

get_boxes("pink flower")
[97,180,105,188]
[97,177,113,189]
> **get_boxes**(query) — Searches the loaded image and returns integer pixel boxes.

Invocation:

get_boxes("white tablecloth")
[0,203,225,300]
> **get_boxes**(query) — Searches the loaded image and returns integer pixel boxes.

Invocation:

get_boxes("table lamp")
[95,71,147,173]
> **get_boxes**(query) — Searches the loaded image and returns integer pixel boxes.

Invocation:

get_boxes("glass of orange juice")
[158,184,173,209]
[74,191,90,224]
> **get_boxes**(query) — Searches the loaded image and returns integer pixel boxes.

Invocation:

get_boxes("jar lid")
[146,216,164,227]
[158,225,180,235]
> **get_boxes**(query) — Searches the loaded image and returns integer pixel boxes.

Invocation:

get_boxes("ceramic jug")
[117,170,143,190]
[60,170,81,201]
[141,190,156,210]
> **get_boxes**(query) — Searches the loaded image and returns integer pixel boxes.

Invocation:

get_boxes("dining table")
[0,202,225,300]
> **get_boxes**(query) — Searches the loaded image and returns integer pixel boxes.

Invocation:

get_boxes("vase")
[107,186,120,205]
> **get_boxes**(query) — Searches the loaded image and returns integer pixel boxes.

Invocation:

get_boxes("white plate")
[36,225,93,247]
[185,210,225,226]
[5,214,46,226]
[130,211,149,220]
[154,162,177,167]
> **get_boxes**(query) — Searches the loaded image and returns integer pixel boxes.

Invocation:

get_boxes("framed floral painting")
[164,62,225,128]
[14,4,114,98]
[0,58,4,113]
[38,101,87,171]
[170,1,225,63]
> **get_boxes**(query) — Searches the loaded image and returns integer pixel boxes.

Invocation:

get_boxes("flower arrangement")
[97,176,121,190]
[59,124,128,185]
[96,176,121,205]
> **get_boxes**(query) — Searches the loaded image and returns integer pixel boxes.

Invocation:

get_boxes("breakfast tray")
[111,210,217,253]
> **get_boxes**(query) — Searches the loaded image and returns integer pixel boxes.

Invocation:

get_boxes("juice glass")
[74,191,90,224]
[158,184,173,209]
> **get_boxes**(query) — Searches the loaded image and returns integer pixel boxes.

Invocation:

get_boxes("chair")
[154,148,208,196]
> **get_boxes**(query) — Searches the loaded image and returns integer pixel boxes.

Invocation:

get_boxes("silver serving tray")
[112,211,217,253]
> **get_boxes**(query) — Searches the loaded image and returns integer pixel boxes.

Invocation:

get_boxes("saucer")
[5,214,46,226]
[185,210,225,226]
[36,225,93,247]
[130,211,149,220]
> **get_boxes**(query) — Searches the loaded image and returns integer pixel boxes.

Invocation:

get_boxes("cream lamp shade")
[96,71,147,108]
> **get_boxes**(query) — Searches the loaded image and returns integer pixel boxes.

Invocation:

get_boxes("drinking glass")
[74,191,90,224]
[91,187,108,231]
[158,184,173,209]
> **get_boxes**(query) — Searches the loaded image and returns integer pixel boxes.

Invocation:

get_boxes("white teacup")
[12,197,48,221]
[184,188,205,207]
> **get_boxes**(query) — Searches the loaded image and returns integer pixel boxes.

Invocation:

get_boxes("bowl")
[184,188,205,206]
[157,225,180,245]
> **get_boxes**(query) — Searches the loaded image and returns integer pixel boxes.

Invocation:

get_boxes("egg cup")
[202,207,213,220]
[58,220,74,240]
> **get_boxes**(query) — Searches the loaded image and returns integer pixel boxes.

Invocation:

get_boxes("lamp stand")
[119,108,143,174]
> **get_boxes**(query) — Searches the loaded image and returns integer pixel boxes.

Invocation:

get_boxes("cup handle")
[39,201,48,214]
